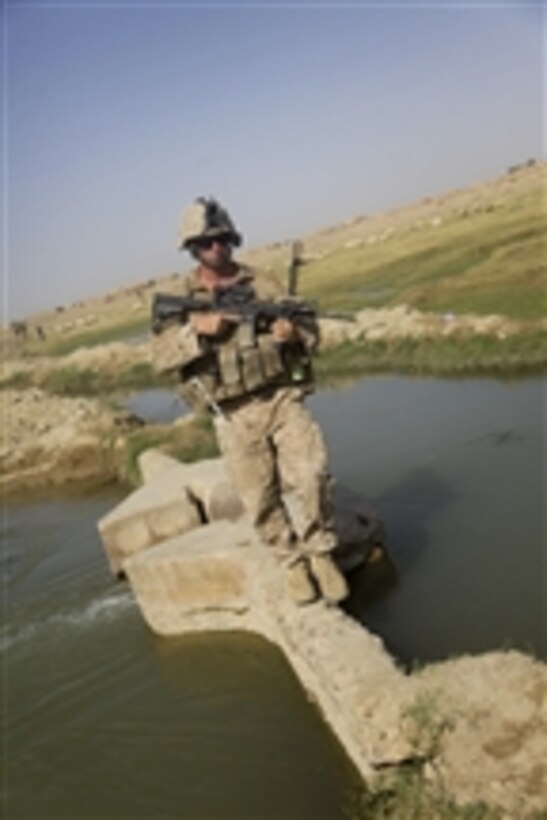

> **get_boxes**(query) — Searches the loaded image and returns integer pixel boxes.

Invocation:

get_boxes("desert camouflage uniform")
[214,384,337,563]
[153,265,337,565]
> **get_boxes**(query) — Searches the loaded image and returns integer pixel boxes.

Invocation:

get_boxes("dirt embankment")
[408,651,547,816]
[1,340,151,385]
[319,304,542,347]
[0,388,141,495]
[0,342,153,494]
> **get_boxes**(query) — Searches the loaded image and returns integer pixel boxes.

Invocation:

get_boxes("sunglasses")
[191,234,233,251]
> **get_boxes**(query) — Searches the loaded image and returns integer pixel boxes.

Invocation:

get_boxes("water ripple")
[1,589,136,652]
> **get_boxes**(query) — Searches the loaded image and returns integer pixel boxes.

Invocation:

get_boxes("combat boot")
[309,554,349,604]
[286,557,318,605]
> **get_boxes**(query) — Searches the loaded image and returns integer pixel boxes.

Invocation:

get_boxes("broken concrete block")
[99,450,388,576]
[98,477,202,575]
[124,520,259,634]
[138,451,245,523]
[138,449,182,483]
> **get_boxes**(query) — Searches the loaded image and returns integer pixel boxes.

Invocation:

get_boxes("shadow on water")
[375,465,456,574]
[344,465,456,666]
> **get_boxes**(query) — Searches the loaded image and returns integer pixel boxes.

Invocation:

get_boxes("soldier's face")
[192,234,234,272]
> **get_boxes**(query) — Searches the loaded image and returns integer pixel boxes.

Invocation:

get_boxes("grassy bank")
[307,209,546,320]
[4,166,545,391]
[282,178,546,322]
[0,362,169,396]
[2,327,545,400]
[120,415,218,486]
[41,362,169,396]
[346,768,502,820]
[23,315,150,358]
[315,330,547,384]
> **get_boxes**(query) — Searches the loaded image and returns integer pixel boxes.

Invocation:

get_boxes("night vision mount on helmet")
[178,197,242,250]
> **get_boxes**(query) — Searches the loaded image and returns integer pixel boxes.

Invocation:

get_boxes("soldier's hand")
[190,312,231,336]
[271,317,298,343]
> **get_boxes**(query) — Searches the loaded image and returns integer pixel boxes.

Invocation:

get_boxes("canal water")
[310,376,545,665]
[3,376,545,818]
[3,491,357,819]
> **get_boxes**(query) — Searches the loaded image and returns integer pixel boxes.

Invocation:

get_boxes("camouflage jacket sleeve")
[150,276,206,374]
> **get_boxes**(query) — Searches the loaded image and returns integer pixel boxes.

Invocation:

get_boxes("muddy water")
[125,375,546,664]
[3,493,358,819]
[3,375,545,818]
[309,376,545,664]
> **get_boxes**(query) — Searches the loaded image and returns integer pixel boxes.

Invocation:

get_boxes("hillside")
[1,162,545,492]
[4,160,545,360]
[245,159,546,320]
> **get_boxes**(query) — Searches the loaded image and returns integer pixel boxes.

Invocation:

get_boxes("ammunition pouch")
[178,327,312,414]
[216,327,286,395]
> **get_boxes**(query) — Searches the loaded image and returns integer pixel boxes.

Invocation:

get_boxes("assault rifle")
[152,281,354,337]
[151,282,318,337]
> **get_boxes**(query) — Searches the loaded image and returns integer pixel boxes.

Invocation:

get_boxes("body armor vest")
[177,269,316,413]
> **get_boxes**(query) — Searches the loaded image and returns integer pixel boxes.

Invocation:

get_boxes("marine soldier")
[155,197,348,606]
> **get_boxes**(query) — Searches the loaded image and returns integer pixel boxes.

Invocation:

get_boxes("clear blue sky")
[1,0,543,319]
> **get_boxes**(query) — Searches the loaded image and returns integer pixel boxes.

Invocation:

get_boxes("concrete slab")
[98,450,387,577]
[99,453,547,816]
[139,451,245,523]
[97,474,202,575]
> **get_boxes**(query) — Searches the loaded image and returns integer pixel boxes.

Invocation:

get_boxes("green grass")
[38,362,169,396]
[300,193,546,320]
[346,689,501,818]
[7,168,545,389]
[39,315,150,357]
[169,414,219,463]
[0,370,33,390]
[345,767,502,820]
[122,415,218,485]
[4,329,544,400]
[315,330,547,383]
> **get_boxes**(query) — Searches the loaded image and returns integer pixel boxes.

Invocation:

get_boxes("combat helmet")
[178,197,242,250]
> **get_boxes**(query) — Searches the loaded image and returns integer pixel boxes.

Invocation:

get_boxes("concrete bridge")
[97,450,547,816]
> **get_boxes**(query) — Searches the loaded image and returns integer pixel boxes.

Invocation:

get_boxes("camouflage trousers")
[213,386,337,564]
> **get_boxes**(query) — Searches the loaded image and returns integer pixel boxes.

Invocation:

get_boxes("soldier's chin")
[209,253,233,272]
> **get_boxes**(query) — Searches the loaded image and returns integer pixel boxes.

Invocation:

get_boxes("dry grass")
[299,192,545,320]
[5,163,545,380]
